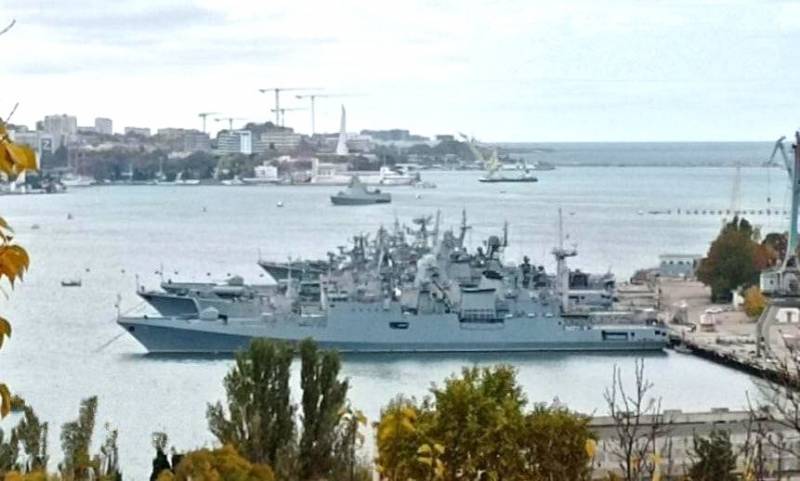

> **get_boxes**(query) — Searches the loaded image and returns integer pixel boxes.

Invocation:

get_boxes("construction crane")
[270,107,307,127]
[197,112,219,133]
[296,93,355,135]
[258,88,320,125]
[214,117,246,131]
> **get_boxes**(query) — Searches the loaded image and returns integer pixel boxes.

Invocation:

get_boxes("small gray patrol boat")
[331,176,391,205]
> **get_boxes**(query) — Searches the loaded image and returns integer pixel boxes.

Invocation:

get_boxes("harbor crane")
[295,93,348,135]
[756,132,800,358]
[258,88,319,125]
[197,112,219,133]
[214,117,246,131]
[269,107,307,127]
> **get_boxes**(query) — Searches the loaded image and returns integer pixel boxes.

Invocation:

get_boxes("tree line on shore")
[3,339,800,481]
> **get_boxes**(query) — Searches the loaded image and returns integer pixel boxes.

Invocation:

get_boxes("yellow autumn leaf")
[0,316,10,349]
[5,142,37,172]
[433,443,445,454]
[0,148,14,175]
[418,457,432,466]
[0,384,11,417]
[585,438,597,458]
[434,461,445,478]
[417,444,432,455]
[0,246,29,286]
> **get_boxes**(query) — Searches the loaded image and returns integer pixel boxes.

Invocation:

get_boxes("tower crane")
[269,107,307,127]
[295,93,348,135]
[214,117,246,131]
[197,112,219,133]
[258,88,320,125]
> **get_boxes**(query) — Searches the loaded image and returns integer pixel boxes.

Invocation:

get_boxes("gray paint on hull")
[118,321,666,354]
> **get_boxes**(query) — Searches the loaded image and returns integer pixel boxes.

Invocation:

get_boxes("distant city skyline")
[3,0,800,142]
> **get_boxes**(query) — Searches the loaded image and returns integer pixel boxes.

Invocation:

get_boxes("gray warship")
[119,211,667,353]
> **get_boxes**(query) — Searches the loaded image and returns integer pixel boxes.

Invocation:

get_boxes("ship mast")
[552,208,577,313]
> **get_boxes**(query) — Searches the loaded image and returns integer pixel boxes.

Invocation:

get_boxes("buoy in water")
[416,194,422,199]
[277,201,284,207]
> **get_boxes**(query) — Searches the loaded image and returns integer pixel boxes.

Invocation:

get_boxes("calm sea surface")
[0,149,791,479]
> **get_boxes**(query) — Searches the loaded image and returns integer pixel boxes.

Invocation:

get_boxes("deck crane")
[258,88,319,125]
[197,112,219,133]
[269,107,307,127]
[214,117,246,131]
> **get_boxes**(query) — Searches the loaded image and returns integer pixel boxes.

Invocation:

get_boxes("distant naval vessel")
[119,211,667,353]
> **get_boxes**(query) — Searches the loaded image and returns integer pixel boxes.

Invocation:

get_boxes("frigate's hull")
[118,303,668,354]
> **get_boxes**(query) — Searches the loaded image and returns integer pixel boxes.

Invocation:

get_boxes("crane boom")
[259,88,321,125]
[766,136,792,179]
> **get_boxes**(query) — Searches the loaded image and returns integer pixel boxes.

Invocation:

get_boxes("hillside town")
[4,109,482,190]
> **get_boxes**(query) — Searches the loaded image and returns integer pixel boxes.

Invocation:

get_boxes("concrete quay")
[658,279,800,380]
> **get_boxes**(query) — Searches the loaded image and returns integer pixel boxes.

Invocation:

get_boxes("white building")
[94,117,113,135]
[43,114,78,145]
[216,130,252,155]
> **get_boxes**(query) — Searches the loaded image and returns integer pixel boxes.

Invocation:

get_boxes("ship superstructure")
[121,211,667,353]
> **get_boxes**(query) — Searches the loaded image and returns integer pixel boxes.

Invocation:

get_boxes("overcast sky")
[2,0,799,141]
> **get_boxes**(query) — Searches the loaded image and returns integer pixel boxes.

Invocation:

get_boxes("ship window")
[389,322,409,330]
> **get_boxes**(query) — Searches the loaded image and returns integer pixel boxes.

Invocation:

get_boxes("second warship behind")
[119,211,668,354]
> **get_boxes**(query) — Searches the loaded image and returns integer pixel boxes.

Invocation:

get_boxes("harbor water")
[1,155,787,479]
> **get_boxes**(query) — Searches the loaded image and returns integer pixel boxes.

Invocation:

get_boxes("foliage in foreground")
[689,429,737,481]
[155,445,274,481]
[207,339,367,481]
[375,365,595,481]
[0,117,36,418]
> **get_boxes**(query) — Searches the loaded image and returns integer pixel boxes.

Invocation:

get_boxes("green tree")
[428,365,526,480]
[0,429,19,476]
[207,339,295,466]
[14,405,48,473]
[157,445,275,481]
[374,397,428,481]
[520,405,595,481]
[688,430,737,481]
[60,396,97,481]
[333,405,369,481]
[697,217,763,301]
[298,339,349,480]
[149,433,170,481]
